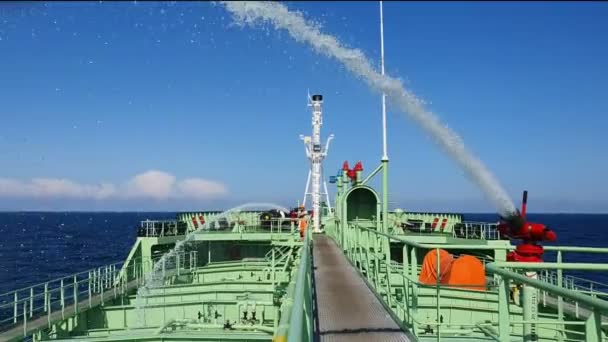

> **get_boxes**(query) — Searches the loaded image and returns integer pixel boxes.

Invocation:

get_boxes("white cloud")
[0,170,227,200]
[126,170,176,199]
[177,178,227,199]
[0,178,117,199]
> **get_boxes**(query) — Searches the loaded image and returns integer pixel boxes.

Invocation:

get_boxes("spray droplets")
[220,1,517,217]
[134,202,290,327]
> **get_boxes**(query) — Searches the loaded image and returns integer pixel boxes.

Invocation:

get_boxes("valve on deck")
[342,160,363,182]
[498,191,557,262]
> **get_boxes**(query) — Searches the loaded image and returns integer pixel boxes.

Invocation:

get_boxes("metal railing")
[138,220,186,237]
[137,220,188,237]
[327,221,608,341]
[0,260,131,336]
[0,250,199,339]
[273,230,313,342]
[186,217,303,236]
[539,271,608,302]
[453,221,501,240]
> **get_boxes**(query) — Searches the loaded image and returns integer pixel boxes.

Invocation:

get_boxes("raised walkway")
[313,234,410,342]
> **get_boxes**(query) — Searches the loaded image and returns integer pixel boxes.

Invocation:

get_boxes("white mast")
[380,0,388,161]
[301,94,334,233]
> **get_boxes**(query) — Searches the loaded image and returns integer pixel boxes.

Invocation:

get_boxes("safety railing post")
[44,282,48,312]
[410,247,418,310]
[403,245,410,325]
[584,309,602,342]
[557,251,564,342]
[88,271,92,307]
[498,275,511,342]
[47,293,51,328]
[100,268,105,306]
[435,247,441,342]
[73,275,78,316]
[272,249,276,288]
[113,265,117,299]
[60,279,65,319]
[91,269,95,293]
[93,268,101,293]
[29,287,33,318]
[176,253,181,276]
[132,261,136,283]
[385,235,392,309]
[23,301,27,337]
[364,229,371,282]
[373,232,380,288]
[13,292,18,323]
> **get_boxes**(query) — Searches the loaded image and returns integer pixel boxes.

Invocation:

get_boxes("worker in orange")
[298,206,308,239]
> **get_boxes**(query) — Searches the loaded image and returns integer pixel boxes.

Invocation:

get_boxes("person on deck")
[298,206,308,239]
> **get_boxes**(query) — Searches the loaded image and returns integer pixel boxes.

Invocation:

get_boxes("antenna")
[307,89,312,107]
[380,0,388,161]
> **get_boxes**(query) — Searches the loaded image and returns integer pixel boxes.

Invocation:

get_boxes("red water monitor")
[498,191,557,262]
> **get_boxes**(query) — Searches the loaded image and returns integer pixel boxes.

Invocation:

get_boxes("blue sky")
[0,1,607,212]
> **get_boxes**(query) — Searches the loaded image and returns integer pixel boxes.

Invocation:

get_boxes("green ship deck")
[1,210,608,342]
[2,136,608,342]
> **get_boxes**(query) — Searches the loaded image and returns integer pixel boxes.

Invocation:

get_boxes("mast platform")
[313,234,410,341]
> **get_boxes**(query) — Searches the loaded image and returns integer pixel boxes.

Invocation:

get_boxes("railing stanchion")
[74,275,79,317]
[272,249,276,288]
[29,287,33,318]
[498,275,511,341]
[403,245,410,325]
[44,282,48,312]
[13,292,18,323]
[435,247,441,342]
[23,301,27,337]
[100,268,105,306]
[60,279,65,319]
[557,251,564,342]
[88,271,92,307]
[384,235,393,309]
[47,293,51,328]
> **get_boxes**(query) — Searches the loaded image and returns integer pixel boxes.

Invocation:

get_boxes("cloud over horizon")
[0,170,228,200]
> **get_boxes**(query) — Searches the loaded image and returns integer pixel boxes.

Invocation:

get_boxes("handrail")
[272,231,312,342]
[0,250,200,336]
[354,222,608,254]
[490,262,608,271]
[286,231,311,342]
[354,223,513,250]
[486,263,608,313]
[337,221,608,341]
[0,260,126,298]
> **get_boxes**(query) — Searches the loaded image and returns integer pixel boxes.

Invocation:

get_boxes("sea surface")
[0,212,606,295]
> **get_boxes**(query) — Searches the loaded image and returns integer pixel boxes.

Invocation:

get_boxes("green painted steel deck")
[2,202,608,342]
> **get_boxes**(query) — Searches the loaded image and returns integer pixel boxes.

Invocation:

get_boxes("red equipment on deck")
[498,191,557,262]
[343,160,363,181]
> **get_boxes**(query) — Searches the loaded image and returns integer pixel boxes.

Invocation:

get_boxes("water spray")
[134,202,290,327]
[219,1,517,217]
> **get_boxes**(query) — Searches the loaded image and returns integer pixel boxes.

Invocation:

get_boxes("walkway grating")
[313,234,410,342]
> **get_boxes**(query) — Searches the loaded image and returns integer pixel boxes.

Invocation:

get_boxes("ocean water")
[0,212,173,295]
[0,212,606,295]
